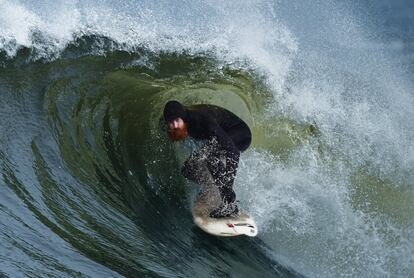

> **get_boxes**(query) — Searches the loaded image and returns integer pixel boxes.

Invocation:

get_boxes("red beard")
[168,125,189,141]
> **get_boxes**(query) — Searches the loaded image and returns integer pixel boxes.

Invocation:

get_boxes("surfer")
[163,100,252,218]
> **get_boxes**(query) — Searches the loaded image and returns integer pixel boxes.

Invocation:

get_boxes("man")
[163,100,252,218]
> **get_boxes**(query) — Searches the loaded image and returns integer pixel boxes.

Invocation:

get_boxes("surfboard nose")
[193,215,258,237]
[232,220,258,237]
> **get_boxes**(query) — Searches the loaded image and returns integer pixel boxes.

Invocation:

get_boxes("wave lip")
[0,0,414,277]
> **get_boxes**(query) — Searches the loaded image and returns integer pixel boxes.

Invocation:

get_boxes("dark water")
[0,1,413,277]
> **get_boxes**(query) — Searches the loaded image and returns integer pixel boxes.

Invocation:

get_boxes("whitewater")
[0,0,413,277]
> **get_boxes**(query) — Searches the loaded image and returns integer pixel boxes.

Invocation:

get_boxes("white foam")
[1,0,413,277]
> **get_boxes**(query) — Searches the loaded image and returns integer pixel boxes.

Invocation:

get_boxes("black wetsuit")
[164,101,252,217]
[184,104,252,153]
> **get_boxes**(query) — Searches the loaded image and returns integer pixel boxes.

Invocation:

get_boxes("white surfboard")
[192,199,258,237]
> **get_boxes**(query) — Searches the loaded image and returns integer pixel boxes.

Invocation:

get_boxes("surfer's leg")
[181,142,222,213]
[181,142,213,182]
[209,181,239,218]
[181,157,198,182]
[181,140,239,218]
[207,149,240,218]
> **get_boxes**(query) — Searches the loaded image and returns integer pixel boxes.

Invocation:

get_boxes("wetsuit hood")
[164,100,187,122]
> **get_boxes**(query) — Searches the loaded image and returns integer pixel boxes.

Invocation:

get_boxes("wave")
[1,0,413,277]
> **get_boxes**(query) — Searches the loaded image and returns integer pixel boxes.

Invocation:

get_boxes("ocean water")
[0,0,413,277]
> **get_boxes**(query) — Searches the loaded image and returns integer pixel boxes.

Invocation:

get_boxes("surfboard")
[192,199,258,237]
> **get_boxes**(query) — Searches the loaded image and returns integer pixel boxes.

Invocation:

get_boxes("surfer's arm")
[207,119,238,153]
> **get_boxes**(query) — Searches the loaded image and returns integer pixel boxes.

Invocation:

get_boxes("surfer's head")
[164,100,189,141]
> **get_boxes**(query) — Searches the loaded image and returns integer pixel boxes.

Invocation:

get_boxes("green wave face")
[44,47,314,209]
[1,31,413,277]
[32,46,305,276]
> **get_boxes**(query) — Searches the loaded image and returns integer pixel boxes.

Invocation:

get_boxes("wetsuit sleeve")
[207,119,238,153]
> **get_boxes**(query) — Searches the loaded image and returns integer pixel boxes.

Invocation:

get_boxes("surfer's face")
[167,118,188,141]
